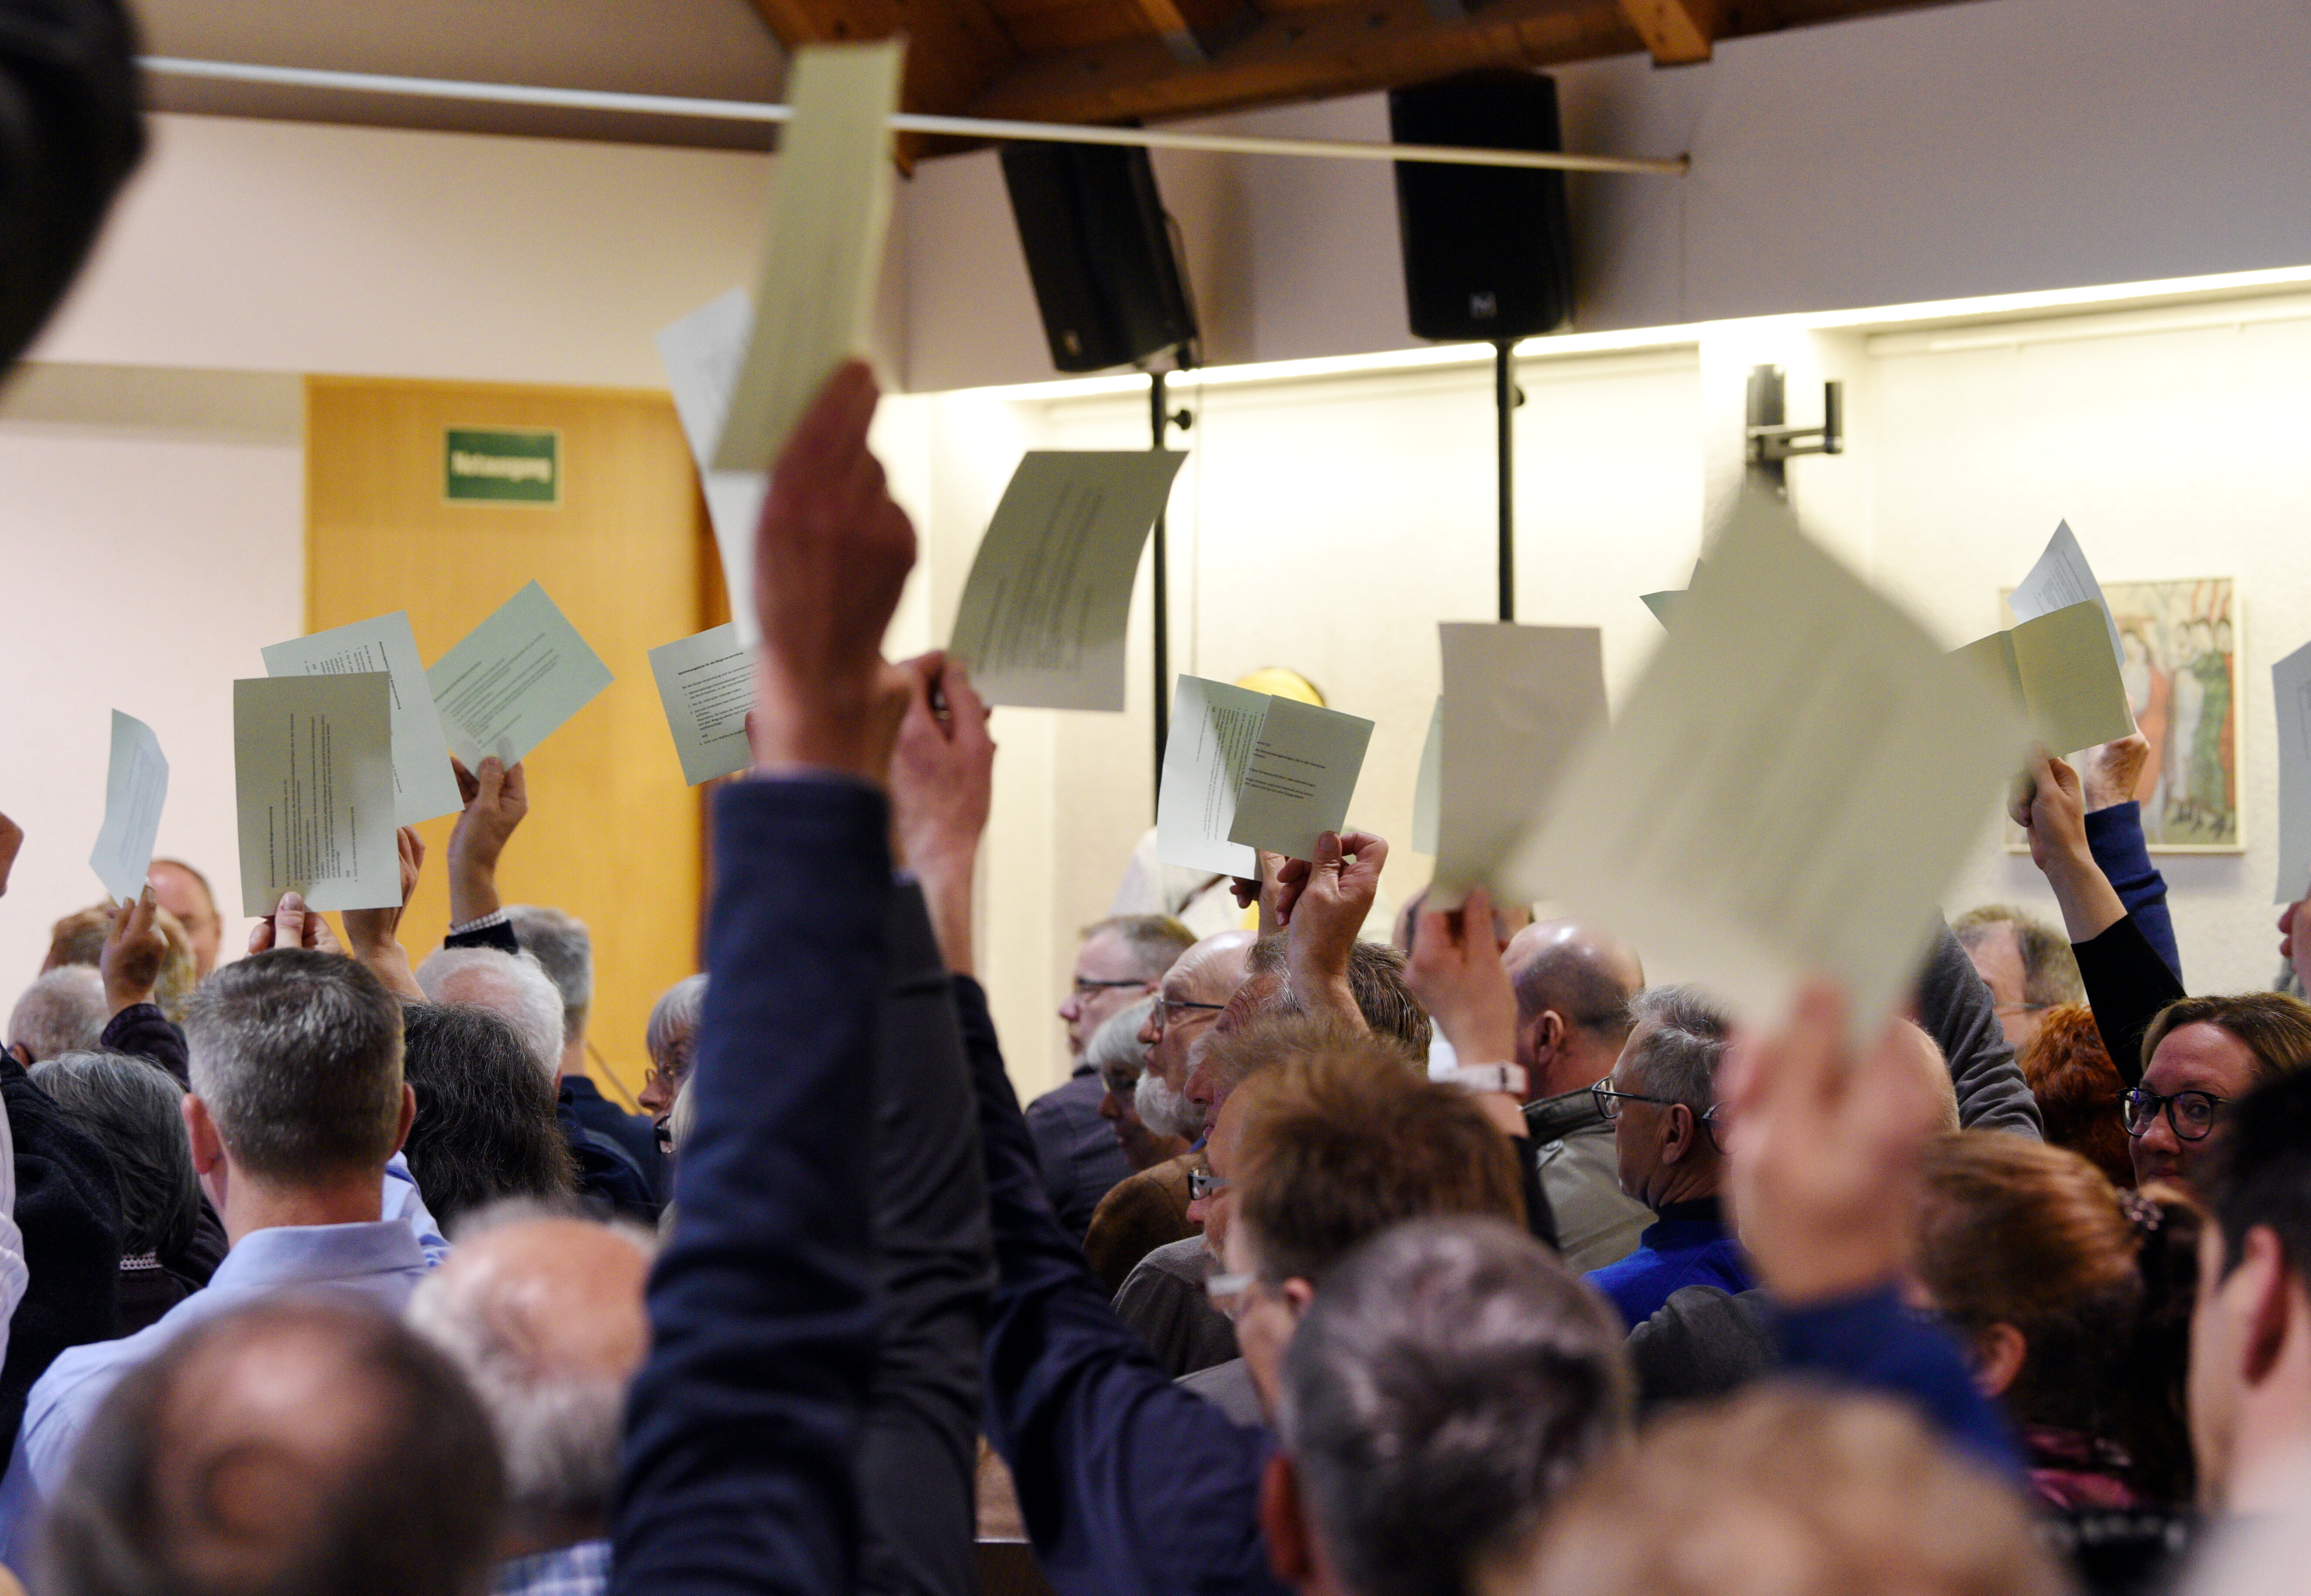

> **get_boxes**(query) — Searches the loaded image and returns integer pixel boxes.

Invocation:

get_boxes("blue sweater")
[1587,1198,1755,1329]
[610,777,891,1596]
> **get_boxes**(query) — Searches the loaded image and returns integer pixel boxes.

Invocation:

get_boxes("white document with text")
[89,711,168,904]
[650,623,755,786]
[262,610,462,826]
[426,582,614,769]
[233,674,400,915]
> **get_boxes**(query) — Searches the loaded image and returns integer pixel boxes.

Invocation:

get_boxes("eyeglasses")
[1591,1083,1717,1125]
[1072,977,1148,1000]
[1154,997,1227,1028]
[2120,1087,2228,1142]
[1189,1168,1230,1201]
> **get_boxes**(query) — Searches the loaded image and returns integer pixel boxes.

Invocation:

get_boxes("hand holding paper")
[1954,599,2133,755]
[247,890,345,956]
[447,755,526,926]
[1275,829,1387,1028]
[99,888,166,1014]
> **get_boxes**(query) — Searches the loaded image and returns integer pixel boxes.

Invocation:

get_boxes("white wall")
[0,367,305,992]
[901,0,2311,391]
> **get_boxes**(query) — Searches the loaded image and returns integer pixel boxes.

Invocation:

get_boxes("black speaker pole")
[1151,369,1170,817]
[1494,340,1515,622]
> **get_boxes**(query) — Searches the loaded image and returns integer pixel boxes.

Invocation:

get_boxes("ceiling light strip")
[139,56,1688,177]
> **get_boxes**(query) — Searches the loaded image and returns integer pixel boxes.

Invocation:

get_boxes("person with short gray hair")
[640,973,706,1130]
[1263,1216,1632,1596]
[0,938,436,1559]
[7,966,106,1065]
[408,1202,656,1593]
[1584,984,1752,1328]
[504,905,660,1185]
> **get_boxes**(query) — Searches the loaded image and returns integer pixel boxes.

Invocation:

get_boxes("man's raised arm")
[612,358,916,1596]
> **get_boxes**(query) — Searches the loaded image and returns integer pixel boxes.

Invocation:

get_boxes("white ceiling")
[135,0,790,149]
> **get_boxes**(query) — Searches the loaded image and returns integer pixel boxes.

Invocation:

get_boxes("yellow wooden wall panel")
[305,376,712,1102]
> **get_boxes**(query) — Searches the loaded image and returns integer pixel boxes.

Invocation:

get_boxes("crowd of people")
[13,15,2311,1596]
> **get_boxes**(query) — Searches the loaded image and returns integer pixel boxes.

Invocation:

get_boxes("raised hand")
[448,756,527,925]
[890,653,994,975]
[0,811,20,897]
[100,887,168,1014]
[746,360,918,785]
[2082,729,2151,813]
[2011,750,2124,942]
[344,828,427,1000]
[247,891,344,957]
[1718,981,1942,1304]
[1274,830,1387,1028]
[1404,886,1518,1066]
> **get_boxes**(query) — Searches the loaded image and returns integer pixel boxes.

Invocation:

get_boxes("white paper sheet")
[650,623,755,786]
[658,288,771,653]
[2011,521,2125,669]
[426,582,615,768]
[262,611,463,826]
[89,711,168,904]
[1431,623,1607,905]
[1156,676,1267,878]
[1411,696,1443,854]
[1227,695,1375,861]
[233,674,400,916]
[948,450,1187,711]
[710,41,902,473]
[1500,488,2027,1031]
[2274,637,2311,902]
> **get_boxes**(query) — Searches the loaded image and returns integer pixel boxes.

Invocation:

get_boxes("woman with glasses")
[2124,994,2311,1189]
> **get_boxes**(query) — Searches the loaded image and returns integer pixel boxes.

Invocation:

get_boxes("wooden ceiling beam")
[1616,0,1716,62]
[741,0,1018,159]
[958,0,1965,131]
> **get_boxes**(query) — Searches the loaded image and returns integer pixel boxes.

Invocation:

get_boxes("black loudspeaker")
[1000,142,1199,374]
[1388,71,1575,343]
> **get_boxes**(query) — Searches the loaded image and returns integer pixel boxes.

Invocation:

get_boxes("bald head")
[1142,929,1257,1099]
[1503,919,1645,1100]
[45,1298,503,1596]
[407,1205,654,1551]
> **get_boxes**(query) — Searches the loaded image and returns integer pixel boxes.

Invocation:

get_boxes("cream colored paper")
[948,450,1186,711]
[262,610,462,826]
[1156,676,1267,878]
[426,582,614,768]
[89,711,168,904]
[1227,695,1374,862]
[658,289,770,653]
[233,675,400,916]
[649,623,754,786]
[1431,623,1607,906]
[709,41,902,473]
[1411,696,1443,854]
[1501,489,2026,1031]
[1955,599,2134,755]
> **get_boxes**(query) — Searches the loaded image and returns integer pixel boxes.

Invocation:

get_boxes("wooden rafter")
[1617,0,1717,62]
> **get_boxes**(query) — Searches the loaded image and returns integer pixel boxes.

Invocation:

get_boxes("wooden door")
[305,376,725,1103]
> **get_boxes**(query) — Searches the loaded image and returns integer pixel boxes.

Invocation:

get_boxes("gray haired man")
[408,1201,655,1596]
[0,925,445,1560]
[504,905,661,1183]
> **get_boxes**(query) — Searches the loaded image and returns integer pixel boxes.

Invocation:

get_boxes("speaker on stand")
[1389,71,1575,621]
[1000,141,1201,811]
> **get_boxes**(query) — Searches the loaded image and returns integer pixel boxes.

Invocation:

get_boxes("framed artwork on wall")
[2006,577,2240,852]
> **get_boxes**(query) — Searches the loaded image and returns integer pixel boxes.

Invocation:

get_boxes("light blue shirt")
[0,1154,445,1569]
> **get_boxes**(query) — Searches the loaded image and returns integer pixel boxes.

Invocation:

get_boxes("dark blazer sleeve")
[97,1002,186,1085]
[2074,914,2186,1089]
[0,1056,123,1445]
[443,919,521,955]
[610,777,891,1596]
[1914,921,2042,1138]
[954,974,1287,1596]
[2085,802,2180,981]
[1773,1286,2020,1477]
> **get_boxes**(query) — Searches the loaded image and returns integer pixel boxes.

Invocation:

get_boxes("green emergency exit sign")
[445,428,559,504]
